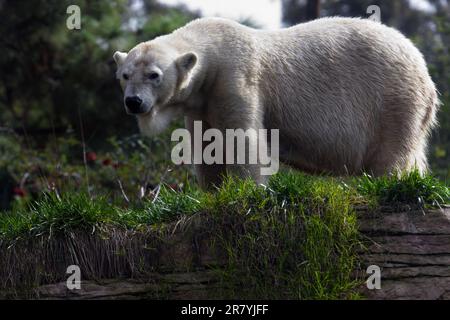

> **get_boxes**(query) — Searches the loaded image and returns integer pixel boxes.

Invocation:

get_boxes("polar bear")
[113,17,439,189]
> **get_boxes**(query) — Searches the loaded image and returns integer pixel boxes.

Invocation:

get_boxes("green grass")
[0,185,209,242]
[209,173,361,299]
[355,169,449,208]
[0,169,448,299]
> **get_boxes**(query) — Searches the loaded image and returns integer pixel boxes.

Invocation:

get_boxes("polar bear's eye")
[122,73,129,80]
[148,72,160,80]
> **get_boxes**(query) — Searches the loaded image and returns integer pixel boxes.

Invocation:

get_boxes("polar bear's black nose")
[125,96,143,113]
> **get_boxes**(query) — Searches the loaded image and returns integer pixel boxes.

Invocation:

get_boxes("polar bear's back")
[255,16,432,127]
[260,17,426,74]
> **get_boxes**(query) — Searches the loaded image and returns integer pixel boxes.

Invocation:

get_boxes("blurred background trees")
[0,0,448,210]
[0,0,198,142]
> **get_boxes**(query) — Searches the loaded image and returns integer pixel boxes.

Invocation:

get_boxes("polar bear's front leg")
[185,116,227,189]
[223,129,269,186]
[211,95,270,187]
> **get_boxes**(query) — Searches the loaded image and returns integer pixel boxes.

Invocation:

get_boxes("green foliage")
[208,173,361,299]
[124,184,209,228]
[0,0,198,141]
[356,169,450,208]
[0,130,192,212]
[0,192,116,242]
[140,9,194,40]
[0,185,207,243]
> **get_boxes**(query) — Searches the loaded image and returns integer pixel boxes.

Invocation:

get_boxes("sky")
[160,0,436,29]
[161,0,282,29]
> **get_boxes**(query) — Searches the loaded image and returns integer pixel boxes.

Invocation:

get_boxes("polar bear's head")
[113,42,197,136]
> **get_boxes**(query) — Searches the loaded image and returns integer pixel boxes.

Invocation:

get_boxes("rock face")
[3,208,450,300]
[0,213,225,300]
[36,271,220,300]
[358,207,450,300]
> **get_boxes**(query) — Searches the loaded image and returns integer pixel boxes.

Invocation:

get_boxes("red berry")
[13,187,26,197]
[86,152,97,162]
[102,158,112,166]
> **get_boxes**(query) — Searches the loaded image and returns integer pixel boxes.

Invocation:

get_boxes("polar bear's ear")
[176,52,197,74]
[113,51,128,66]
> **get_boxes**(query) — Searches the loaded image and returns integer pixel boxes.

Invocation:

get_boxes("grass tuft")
[356,169,450,208]
[0,192,119,243]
